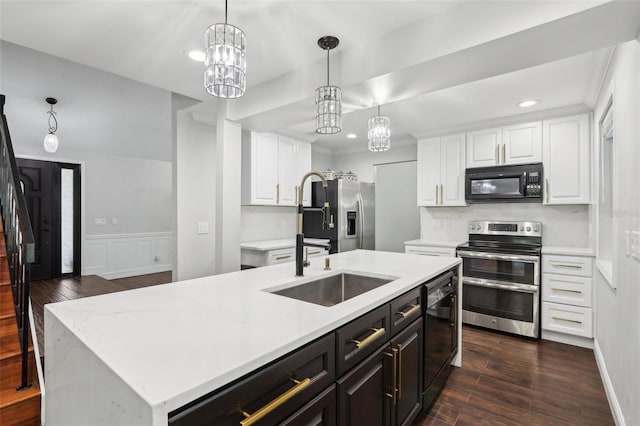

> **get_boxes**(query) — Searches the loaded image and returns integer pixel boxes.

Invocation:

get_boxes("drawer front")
[306,248,329,259]
[280,384,336,426]
[542,302,592,338]
[405,246,455,257]
[389,286,422,336]
[542,254,593,277]
[336,304,391,376]
[542,273,592,307]
[169,334,335,426]
[268,248,296,265]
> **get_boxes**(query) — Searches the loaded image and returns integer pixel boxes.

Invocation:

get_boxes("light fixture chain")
[225,0,228,24]
[327,48,330,87]
[47,108,58,133]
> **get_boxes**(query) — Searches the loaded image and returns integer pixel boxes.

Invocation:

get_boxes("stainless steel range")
[456,221,542,338]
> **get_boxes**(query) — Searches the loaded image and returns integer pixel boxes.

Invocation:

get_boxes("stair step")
[0,383,40,425]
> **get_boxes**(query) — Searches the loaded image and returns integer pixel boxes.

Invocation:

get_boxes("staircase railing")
[0,94,36,390]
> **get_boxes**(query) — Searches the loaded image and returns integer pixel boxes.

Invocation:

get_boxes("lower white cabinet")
[241,240,329,268]
[541,253,594,341]
[405,244,457,257]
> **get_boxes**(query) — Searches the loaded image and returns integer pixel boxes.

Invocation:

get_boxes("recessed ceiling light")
[518,100,539,108]
[347,133,357,139]
[188,50,205,62]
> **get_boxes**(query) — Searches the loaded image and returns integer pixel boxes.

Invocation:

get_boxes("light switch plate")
[631,231,640,262]
[197,222,209,235]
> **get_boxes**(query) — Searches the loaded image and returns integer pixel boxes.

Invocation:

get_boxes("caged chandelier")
[315,36,341,134]
[368,105,391,152]
[204,0,246,98]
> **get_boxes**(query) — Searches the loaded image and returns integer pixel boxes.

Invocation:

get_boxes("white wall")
[174,112,216,281]
[311,147,333,173]
[1,41,174,277]
[420,204,590,246]
[240,206,297,243]
[592,39,640,426]
[331,143,417,182]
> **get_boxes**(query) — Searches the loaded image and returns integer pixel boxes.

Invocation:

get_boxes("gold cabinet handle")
[502,144,506,164]
[451,295,457,327]
[276,183,280,204]
[397,304,420,319]
[552,316,582,325]
[495,145,499,164]
[545,178,549,203]
[440,184,444,205]
[551,287,583,294]
[275,255,291,261]
[397,344,403,400]
[435,184,438,205]
[307,250,322,255]
[384,348,398,405]
[294,185,298,205]
[240,377,311,426]
[351,327,385,349]
[551,263,583,269]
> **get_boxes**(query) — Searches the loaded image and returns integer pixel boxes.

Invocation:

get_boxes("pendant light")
[368,105,391,152]
[44,97,59,153]
[204,0,246,98]
[315,36,341,134]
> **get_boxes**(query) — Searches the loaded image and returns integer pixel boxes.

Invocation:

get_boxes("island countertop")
[45,249,460,425]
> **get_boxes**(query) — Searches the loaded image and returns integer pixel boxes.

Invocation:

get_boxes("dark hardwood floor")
[30,272,172,356]
[414,326,614,426]
[31,273,612,424]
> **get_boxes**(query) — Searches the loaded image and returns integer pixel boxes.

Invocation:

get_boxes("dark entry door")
[16,158,80,281]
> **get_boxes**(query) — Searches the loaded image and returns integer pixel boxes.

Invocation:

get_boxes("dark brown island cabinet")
[169,267,459,426]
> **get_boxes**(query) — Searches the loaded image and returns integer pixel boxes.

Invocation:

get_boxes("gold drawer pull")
[240,377,311,426]
[307,250,321,255]
[551,263,582,269]
[397,304,420,318]
[351,327,385,349]
[275,255,292,261]
[552,316,582,324]
[551,288,583,294]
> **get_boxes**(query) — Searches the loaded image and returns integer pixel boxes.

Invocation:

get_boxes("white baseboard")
[541,330,594,349]
[594,339,625,426]
[84,232,172,280]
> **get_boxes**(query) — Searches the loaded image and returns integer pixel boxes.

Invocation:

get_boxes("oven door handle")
[463,277,539,294]
[456,250,539,263]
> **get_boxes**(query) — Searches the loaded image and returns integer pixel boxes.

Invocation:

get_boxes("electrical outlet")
[94,218,106,226]
[197,222,209,235]
[154,255,160,262]
[111,218,118,225]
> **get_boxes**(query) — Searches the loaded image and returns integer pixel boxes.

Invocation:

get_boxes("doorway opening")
[16,158,81,280]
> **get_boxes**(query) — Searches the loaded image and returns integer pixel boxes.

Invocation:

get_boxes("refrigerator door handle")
[357,194,364,249]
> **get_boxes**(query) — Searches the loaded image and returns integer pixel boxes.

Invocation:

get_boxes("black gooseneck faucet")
[296,171,333,276]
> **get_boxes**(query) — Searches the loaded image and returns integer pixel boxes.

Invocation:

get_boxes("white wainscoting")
[84,232,172,279]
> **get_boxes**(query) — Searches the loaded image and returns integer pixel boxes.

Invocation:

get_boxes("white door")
[466,128,501,168]
[295,141,312,206]
[251,132,279,205]
[417,138,440,206]
[277,136,297,205]
[503,122,542,165]
[440,133,466,206]
[542,114,590,205]
[375,161,419,253]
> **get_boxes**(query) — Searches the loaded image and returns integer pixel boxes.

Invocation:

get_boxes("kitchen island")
[44,250,461,425]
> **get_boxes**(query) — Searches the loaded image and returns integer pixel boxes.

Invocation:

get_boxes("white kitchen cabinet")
[502,121,542,165]
[467,122,542,168]
[242,132,312,206]
[542,113,590,205]
[417,133,465,207]
[240,239,329,267]
[466,128,501,168]
[405,244,456,257]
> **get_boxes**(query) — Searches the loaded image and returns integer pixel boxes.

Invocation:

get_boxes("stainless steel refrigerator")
[303,179,375,253]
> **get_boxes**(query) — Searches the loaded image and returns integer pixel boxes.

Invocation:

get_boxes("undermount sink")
[270,272,396,307]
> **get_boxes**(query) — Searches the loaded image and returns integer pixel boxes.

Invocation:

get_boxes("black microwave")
[465,163,543,202]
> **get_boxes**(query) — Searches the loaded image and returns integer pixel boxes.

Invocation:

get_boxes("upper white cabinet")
[542,113,590,205]
[417,133,466,207]
[466,128,501,168]
[467,122,542,168]
[242,132,312,206]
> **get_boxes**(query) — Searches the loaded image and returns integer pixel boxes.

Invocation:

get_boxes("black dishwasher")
[423,270,458,411]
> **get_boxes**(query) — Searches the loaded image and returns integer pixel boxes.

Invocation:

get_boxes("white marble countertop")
[404,239,465,248]
[240,238,330,251]
[542,246,595,256]
[45,249,460,419]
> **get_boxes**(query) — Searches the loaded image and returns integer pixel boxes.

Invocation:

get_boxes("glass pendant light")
[315,36,341,134]
[368,105,391,152]
[44,97,59,153]
[204,0,246,98]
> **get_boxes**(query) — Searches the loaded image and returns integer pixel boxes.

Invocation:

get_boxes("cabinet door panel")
[278,136,298,205]
[466,128,501,168]
[337,345,392,426]
[390,287,421,337]
[281,385,336,426]
[251,132,279,205]
[417,138,440,206]
[440,133,466,206]
[392,318,423,426]
[296,141,312,206]
[542,114,590,204]
[502,121,542,165]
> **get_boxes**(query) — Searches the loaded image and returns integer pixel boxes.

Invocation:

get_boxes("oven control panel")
[468,221,541,237]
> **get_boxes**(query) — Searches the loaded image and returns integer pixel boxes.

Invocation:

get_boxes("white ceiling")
[1,0,638,154]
